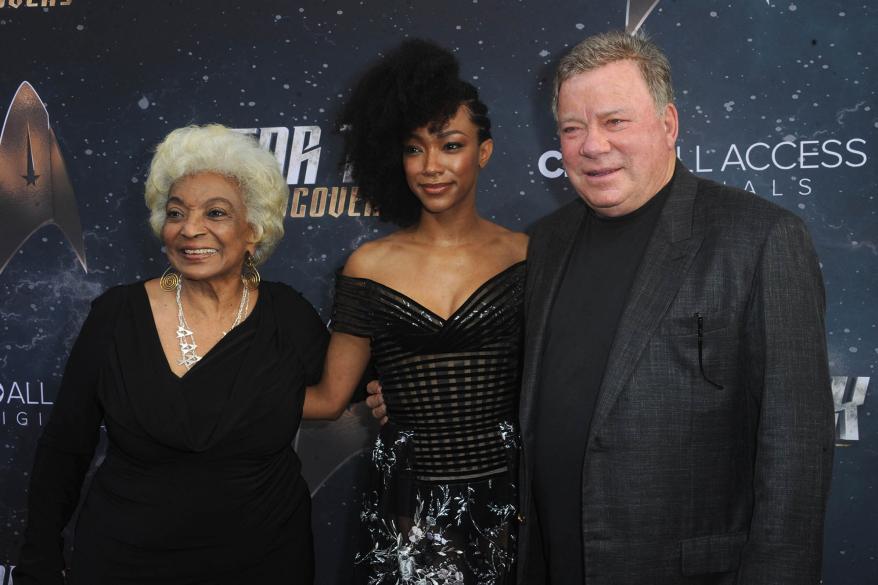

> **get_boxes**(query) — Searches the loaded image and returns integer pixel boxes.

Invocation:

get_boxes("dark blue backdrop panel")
[0,1,874,583]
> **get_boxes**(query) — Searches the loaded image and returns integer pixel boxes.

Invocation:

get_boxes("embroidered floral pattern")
[357,422,518,584]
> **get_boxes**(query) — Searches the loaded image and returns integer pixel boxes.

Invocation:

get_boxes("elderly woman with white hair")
[15,125,327,585]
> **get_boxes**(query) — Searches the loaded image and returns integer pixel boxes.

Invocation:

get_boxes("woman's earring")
[160,266,181,291]
[242,252,260,290]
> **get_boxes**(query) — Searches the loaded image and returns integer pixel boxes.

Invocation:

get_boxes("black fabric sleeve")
[271,282,380,409]
[14,287,125,585]
[271,283,330,387]
[329,274,372,338]
[292,291,330,387]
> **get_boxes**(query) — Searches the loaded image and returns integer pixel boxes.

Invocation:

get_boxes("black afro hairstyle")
[337,39,492,227]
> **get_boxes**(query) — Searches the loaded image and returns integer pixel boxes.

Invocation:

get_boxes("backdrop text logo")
[0,0,72,8]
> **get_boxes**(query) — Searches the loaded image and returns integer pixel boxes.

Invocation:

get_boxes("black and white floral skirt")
[356,423,519,585]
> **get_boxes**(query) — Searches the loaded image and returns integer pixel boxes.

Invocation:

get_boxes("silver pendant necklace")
[175,281,249,370]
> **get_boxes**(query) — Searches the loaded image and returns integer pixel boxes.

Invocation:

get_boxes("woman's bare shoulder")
[342,232,411,278]
[484,222,528,262]
[504,230,529,261]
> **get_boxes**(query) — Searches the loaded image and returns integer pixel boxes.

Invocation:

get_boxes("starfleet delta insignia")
[626,0,661,34]
[0,81,86,274]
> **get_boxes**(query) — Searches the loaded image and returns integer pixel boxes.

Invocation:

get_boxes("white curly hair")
[144,124,288,265]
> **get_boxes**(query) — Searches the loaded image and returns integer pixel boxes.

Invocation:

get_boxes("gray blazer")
[517,164,834,585]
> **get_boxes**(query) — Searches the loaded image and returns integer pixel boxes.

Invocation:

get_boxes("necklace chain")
[175,281,249,371]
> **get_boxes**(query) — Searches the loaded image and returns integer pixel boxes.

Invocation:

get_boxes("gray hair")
[144,124,288,265]
[552,31,674,118]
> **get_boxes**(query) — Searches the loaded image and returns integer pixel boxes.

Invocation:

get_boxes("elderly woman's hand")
[365,380,387,425]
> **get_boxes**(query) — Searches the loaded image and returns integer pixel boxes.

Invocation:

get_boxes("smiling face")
[402,104,493,219]
[557,59,678,217]
[162,172,255,284]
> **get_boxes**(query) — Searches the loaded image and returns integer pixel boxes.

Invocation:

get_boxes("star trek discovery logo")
[0,82,86,274]
[236,126,377,220]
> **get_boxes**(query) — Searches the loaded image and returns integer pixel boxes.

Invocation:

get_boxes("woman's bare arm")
[303,331,371,420]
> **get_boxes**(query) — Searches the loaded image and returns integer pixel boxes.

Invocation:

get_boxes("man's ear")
[662,103,679,147]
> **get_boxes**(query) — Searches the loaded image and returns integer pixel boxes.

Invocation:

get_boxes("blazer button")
[517,512,526,524]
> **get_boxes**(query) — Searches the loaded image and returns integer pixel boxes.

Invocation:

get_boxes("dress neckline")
[340,260,525,324]
[136,282,262,381]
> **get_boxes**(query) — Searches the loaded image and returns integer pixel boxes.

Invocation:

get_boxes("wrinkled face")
[403,104,493,218]
[557,59,678,217]
[162,172,255,284]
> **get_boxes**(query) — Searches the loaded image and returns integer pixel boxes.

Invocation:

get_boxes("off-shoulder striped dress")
[332,261,525,585]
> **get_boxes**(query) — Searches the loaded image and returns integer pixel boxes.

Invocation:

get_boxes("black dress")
[332,261,525,585]
[15,281,328,585]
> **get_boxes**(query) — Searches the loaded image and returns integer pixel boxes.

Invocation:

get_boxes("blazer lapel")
[586,165,705,445]
[520,199,587,439]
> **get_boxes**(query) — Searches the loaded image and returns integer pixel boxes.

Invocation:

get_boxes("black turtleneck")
[533,174,674,585]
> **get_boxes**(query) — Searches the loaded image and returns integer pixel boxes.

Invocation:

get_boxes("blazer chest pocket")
[652,308,740,392]
[681,531,747,575]
[657,307,737,337]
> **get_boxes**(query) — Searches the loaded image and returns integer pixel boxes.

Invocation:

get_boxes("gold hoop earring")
[242,253,260,290]
[160,266,181,291]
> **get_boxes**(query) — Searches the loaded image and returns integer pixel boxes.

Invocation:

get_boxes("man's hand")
[366,380,387,425]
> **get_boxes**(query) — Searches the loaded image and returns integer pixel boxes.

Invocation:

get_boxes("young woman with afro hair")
[304,39,526,584]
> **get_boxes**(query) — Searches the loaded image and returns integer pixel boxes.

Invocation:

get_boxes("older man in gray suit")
[518,32,834,584]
